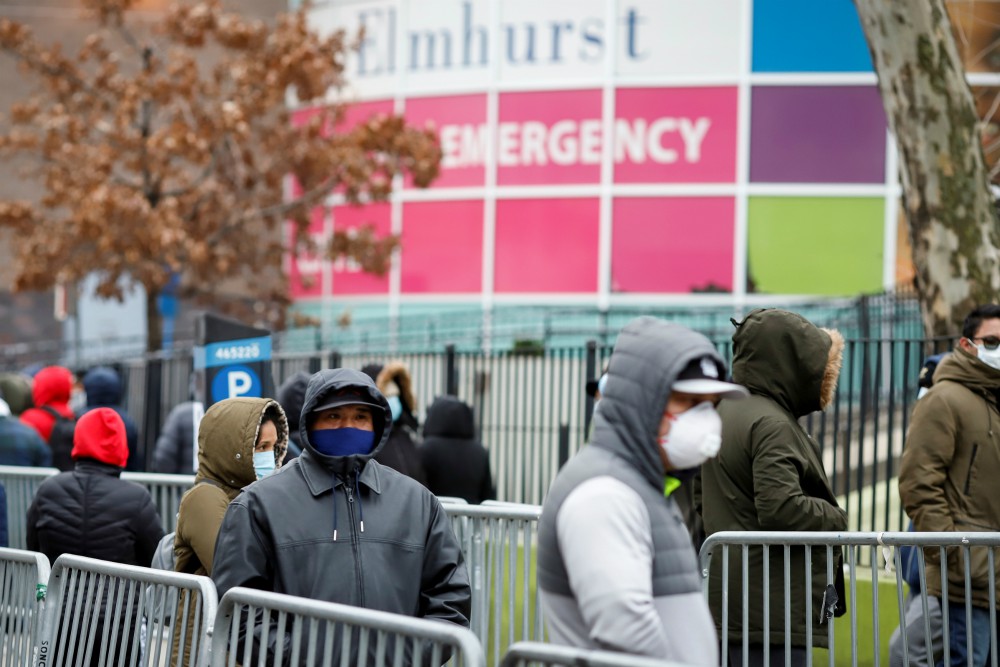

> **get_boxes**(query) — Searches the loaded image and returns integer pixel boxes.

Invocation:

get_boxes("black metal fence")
[71,333,948,520]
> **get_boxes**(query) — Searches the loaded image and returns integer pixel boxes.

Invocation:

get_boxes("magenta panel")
[614,87,738,183]
[401,201,484,293]
[405,94,487,188]
[496,90,603,185]
[330,204,392,295]
[287,207,327,300]
[494,199,600,293]
[611,197,736,293]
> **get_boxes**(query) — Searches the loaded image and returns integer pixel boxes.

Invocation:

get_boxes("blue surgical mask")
[386,395,403,422]
[253,451,276,479]
[311,427,376,457]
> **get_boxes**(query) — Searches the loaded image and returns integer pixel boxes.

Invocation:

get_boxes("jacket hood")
[32,366,73,408]
[72,407,128,468]
[933,347,1000,395]
[423,396,475,439]
[301,368,391,474]
[590,316,728,490]
[277,371,311,433]
[196,397,289,498]
[83,366,123,406]
[363,361,419,430]
[0,373,33,415]
[731,309,843,417]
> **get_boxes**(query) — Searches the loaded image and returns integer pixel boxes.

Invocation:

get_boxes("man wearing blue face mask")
[212,368,471,666]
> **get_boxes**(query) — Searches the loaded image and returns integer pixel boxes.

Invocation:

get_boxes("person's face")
[255,420,277,453]
[312,404,375,432]
[657,391,721,471]
[959,318,1000,357]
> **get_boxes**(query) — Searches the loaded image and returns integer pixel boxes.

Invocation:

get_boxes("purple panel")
[750,86,887,183]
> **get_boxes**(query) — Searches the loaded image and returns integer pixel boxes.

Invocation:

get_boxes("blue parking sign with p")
[211,365,262,403]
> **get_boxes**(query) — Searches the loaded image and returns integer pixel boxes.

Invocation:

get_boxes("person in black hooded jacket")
[276,370,310,461]
[27,407,163,667]
[420,395,494,504]
[81,366,141,471]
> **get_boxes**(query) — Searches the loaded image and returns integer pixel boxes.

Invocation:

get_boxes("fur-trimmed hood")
[731,309,843,417]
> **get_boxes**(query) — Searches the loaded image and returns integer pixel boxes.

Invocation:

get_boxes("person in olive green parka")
[171,397,289,664]
[698,309,848,663]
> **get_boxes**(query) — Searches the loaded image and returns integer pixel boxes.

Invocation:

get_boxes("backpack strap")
[40,406,67,422]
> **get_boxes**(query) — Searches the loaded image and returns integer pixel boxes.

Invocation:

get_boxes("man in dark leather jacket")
[212,368,471,665]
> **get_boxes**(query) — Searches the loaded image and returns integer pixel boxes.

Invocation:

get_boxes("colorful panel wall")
[291,0,896,313]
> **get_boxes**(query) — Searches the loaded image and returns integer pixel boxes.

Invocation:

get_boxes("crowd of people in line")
[1,305,999,667]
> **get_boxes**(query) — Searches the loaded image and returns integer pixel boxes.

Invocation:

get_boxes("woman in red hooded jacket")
[20,365,75,441]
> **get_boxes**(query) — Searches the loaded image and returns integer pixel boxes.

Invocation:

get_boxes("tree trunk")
[146,285,163,352]
[855,0,1000,337]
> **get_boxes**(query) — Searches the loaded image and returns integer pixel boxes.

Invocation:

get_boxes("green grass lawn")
[815,576,904,667]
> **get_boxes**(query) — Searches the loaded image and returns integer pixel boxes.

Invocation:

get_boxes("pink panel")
[611,198,735,293]
[287,207,327,300]
[330,203,392,295]
[495,199,599,293]
[401,201,484,293]
[497,90,603,185]
[405,94,487,188]
[614,88,738,183]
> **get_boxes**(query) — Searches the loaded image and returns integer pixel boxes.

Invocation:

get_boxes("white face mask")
[975,344,1000,371]
[659,401,723,470]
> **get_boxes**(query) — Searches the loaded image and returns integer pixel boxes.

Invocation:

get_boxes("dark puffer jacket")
[26,407,162,564]
[27,408,163,667]
[211,368,471,666]
[81,366,141,471]
[362,362,427,485]
[420,396,494,503]
[698,309,847,649]
[276,371,310,461]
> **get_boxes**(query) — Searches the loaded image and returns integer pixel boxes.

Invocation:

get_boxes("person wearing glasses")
[900,304,1000,667]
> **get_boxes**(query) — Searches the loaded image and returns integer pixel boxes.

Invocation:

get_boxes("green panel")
[747,197,884,295]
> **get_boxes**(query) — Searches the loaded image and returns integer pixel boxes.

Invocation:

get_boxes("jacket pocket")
[964,443,980,495]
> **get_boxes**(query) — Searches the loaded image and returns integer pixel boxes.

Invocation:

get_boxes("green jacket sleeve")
[178,485,230,575]
[899,390,957,534]
[751,418,847,531]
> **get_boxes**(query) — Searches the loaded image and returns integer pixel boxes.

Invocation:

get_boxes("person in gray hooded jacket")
[211,368,471,665]
[537,317,748,665]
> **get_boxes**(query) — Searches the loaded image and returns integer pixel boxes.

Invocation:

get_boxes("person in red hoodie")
[27,407,163,667]
[20,365,74,441]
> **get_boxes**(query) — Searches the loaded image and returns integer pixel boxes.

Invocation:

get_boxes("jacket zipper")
[345,484,365,607]
[964,443,979,495]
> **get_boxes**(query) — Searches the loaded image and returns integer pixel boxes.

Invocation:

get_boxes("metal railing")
[499,641,691,667]
[699,531,1000,667]
[0,467,195,549]
[0,547,49,666]
[211,587,486,667]
[37,554,217,667]
[442,503,545,666]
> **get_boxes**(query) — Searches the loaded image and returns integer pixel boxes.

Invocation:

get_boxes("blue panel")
[753,0,873,72]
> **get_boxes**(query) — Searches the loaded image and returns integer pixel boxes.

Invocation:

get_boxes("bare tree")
[855,0,1000,336]
[0,0,440,350]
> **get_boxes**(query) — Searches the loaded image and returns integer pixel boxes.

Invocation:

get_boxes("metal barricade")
[442,503,545,667]
[37,554,217,667]
[0,547,49,666]
[122,472,195,534]
[0,465,58,549]
[1,467,194,549]
[700,531,1000,667]
[211,587,485,667]
[500,641,690,667]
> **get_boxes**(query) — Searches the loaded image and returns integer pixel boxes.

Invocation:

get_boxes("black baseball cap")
[672,356,748,399]
[311,388,384,414]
